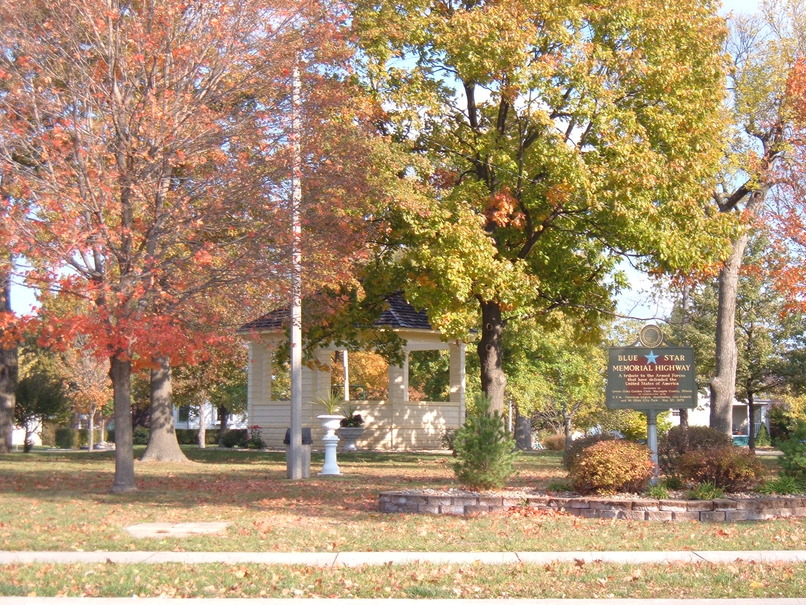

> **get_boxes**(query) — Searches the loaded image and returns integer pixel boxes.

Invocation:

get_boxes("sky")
[9,0,764,317]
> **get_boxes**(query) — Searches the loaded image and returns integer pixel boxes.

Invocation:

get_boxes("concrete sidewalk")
[1,550,805,566]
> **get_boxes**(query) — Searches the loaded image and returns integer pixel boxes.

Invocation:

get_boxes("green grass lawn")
[3,560,805,598]
[1,446,805,598]
[0,446,802,553]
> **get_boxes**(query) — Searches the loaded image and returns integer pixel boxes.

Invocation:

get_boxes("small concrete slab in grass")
[124,521,230,539]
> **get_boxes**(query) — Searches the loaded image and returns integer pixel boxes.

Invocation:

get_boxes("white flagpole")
[287,64,304,480]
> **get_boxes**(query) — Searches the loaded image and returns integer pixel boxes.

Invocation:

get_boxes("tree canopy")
[354,0,735,412]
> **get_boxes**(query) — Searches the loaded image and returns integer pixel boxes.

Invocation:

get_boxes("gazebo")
[238,293,467,449]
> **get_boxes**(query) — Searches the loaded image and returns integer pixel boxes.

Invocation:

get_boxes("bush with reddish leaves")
[540,433,566,451]
[562,433,617,470]
[658,426,733,477]
[568,440,654,495]
[678,446,763,492]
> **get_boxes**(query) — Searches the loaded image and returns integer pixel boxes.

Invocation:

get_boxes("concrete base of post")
[319,434,341,475]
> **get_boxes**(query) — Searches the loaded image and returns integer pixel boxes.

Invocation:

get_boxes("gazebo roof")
[238,292,433,333]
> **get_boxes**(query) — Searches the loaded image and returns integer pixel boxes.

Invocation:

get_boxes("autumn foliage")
[0,0,391,488]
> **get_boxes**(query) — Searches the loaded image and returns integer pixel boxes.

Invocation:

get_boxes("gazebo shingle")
[238,292,432,333]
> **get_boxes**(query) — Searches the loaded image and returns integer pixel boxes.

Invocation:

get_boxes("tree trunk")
[23,420,35,453]
[513,407,532,450]
[477,300,507,414]
[563,412,573,452]
[678,409,688,430]
[710,231,750,436]
[0,266,18,454]
[87,404,95,452]
[217,406,229,447]
[197,401,207,449]
[141,356,189,463]
[747,392,756,452]
[109,356,136,493]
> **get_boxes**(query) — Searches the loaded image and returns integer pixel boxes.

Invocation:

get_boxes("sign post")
[606,325,696,484]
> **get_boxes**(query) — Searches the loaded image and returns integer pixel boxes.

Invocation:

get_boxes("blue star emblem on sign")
[645,350,658,364]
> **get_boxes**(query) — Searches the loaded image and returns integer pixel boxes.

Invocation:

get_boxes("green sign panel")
[606,346,697,410]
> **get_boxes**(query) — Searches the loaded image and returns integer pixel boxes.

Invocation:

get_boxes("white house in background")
[172,402,247,431]
[238,293,467,450]
[669,393,771,438]
[11,425,41,449]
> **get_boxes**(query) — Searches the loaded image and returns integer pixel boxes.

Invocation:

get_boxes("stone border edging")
[378,491,806,521]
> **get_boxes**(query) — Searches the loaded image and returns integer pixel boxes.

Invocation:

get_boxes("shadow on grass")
[0,447,465,518]
[0,447,567,522]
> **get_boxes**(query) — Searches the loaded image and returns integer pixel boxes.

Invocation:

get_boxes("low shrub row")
[54,427,107,449]
[564,426,768,496]
[567,440,654,495]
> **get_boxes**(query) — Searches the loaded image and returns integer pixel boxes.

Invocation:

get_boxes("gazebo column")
[449,341,466,424]
[387,353,409,449]
[311,350,332,403]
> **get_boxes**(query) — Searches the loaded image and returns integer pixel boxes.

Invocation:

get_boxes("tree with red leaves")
[706,3,806,434]
[766,57,806,314]
[0,0,389,489]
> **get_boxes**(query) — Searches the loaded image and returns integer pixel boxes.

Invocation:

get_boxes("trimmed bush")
[778,421,806,483]
[55,427,78,449]
[657,426,732,477]
[562,434,616,470]
[220,428,249,448]
[451,395,517,491]
[174,428,221,445]
[678,446,763,492]
[40,423,58,447]
[540,433,566,451]
[568,440,654,495]
[132,426,149,445]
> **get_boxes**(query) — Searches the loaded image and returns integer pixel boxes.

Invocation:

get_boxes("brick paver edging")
[378,491,806,521]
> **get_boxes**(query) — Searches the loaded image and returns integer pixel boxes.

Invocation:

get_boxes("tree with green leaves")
[354,0,734,413]
[14,346,70,452]
[505,315,606,449]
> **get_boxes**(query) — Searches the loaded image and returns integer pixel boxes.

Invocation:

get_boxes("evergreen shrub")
[657,426,732,477]
[55,427,77,449]
[132,426,149,445]
[755,423,771,447]
[451,395,517,491]
[220,428,249,448]
[175,429,220,445]
[768,402,794,444]
[778,421,806,482]
[678,446,763,491]
[568,440,654,495]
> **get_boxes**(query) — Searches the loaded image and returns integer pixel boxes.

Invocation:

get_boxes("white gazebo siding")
[246,330,466,450]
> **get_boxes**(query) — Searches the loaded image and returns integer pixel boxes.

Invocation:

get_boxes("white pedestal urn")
[317,414,343,475]
[337,426,365,452]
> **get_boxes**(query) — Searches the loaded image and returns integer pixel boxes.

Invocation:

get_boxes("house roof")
[238,292,433,333]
